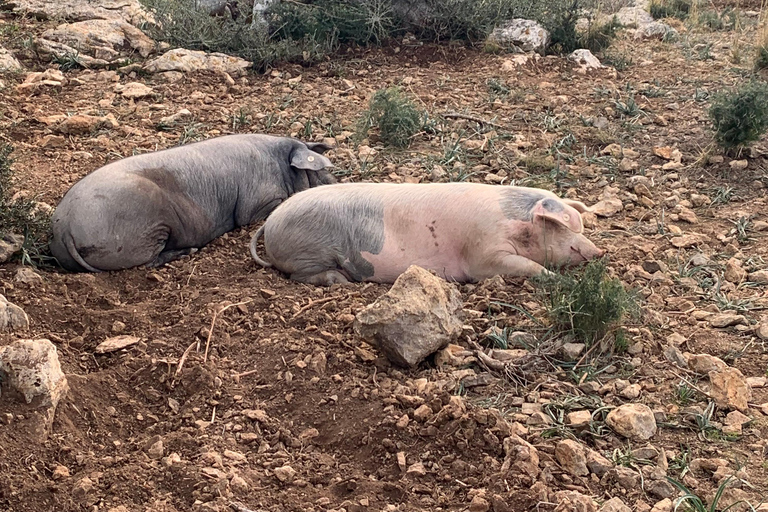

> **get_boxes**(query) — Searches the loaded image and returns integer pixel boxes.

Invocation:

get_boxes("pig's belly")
[360,232,471,283]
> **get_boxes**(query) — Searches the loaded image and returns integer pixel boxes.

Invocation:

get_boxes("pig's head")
[288,141,337,193]
[530,197,605,268]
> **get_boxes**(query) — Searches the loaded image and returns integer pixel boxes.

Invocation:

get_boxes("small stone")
[748,270,768,284]
[94,335,140,354]
[147,439,164,459]
[230,474,249,493]
[650,498,673,512]
[0,233,24,264]
[605,403,657,440]
[41,135,67,148]
[709,368,752,412]
[730,159,748,170]
[273,465,296,483]
[555,439,589,477]
[647,479,677,499]
[592,197,623,217]
[469,495,491,512]
[757,322,768,340]
[397,451,407,472]
[599,497,631,512]
[0,294,29,332]
[688,353,728,374]
[406,462,427,477]
[567,410,592,428]
[620,384,642,399]
[724,410,751,426]
[562,342,585,360]
[116,81,154,99]
[413,404,433,422]
[554,490,597,512]
[52,465,70,480]
[746,376,766,388]
[709,313,747,328]
[663,345,688,368]
[677,207,698,224]
[724,258,747,283]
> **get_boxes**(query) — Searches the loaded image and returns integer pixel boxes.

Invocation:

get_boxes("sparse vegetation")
[357,86,423,148]
[0,144,52,266]
[667,475,763,512]
[533,259,641,346]
[649,0,690,21]
[709,79,768,151]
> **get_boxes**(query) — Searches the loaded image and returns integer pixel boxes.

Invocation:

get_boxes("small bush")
[544,0,581,55]
[0,144,52,265]
[533,259,640,346]
[649,0,690,20]
[357,87,423,148]
[580,15,621,54]
[709,79,768,150]
[755,25,768,71]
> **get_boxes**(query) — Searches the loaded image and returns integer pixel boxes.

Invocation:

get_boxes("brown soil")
[1,6,768,512]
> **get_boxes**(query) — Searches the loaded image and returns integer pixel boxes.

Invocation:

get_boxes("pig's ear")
[533,199,584,233]
[290,146,334,171]
[305,141,334,154]
[562,198,592,214]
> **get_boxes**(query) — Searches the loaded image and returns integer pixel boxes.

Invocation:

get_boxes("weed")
[0,144,52,266]
[177,122,206,146]
[667,475,763,512]
[709,79,768,151]
[711,186,734,204]
[230,107,251,132]
[52,50,85,72]
[669,445,692,478]
[357,86,422,148]
[532,259,641,346]
[613,92,645,118]
[649,0,690,20]
[544,0,581,55]
[487,78,511,100]
[755,22,768,71]
[580,15,622,54]
[603,50,634,70]
[675,382,698,405]
[730,215,756,244]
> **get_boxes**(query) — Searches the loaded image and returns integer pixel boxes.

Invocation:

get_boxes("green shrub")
[709,79,768,150]
[533,259,640,346]
[0,144,52,265]
[649,0,690,20]
[357,87,423,148]
[580,15,621,54]
[543,0,580,55]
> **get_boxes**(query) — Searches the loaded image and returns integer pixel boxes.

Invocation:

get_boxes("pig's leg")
[146,247,198,268]
[474,254,554,280]
[292,269,351,286]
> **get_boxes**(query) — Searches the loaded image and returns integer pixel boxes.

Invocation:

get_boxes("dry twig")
[203,299,253,363]
[442,111,504,128]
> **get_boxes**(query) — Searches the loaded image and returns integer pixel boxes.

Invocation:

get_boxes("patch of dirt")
[1,6,768,512]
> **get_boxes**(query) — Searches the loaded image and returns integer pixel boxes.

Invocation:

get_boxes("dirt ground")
[1,5,768,512]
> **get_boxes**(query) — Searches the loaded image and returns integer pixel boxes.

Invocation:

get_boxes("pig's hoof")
[295,270,351,286]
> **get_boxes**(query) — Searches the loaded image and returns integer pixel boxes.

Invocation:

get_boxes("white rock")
[0,233,24,263]
[0,339,68,439]
[709,368,752,412]
[354,265,464,368]
[569,49,603,71]
[0,294,29,332]
[116,81,154,99]
[0,47,22,73]
[39,19,154,63]
[8,0,154,27]
[635,21,677,40]
[487,19,550,55]
[606,403,657,440]
[143,48,252,77]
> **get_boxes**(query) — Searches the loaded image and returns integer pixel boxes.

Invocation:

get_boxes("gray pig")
[250,182,604,285]
[50,134,334,272]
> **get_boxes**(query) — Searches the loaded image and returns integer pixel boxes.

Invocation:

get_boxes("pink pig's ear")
[532,200,584,233]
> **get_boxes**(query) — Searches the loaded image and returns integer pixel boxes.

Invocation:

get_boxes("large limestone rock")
[605,403,657,440]
[0,294,29,332]
[0,339,68,439]
[142,48,253,77]
[3,0,154,27]
[36,19,155,68]
[354,265,464,368]
[709,368,752,412]
[486,19,550,55]
[0,47,22,73]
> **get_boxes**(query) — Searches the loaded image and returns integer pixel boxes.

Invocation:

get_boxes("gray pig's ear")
[290,147,334,171]
[305,142,334,154]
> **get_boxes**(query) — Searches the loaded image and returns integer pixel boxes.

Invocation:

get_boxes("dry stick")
[203,299,253,364]
[173,340,198,383]
[288,294,345,322]
[442,112,504,128]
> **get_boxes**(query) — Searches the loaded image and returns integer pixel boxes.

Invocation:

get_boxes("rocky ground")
[1,1,768,511]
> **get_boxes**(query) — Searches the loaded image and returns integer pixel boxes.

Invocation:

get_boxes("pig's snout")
[570,244,605,262]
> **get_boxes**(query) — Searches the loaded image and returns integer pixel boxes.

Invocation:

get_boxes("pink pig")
[250,182,605,285]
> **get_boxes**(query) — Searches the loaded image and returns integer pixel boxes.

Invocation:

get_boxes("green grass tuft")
[708,79,768,151]
[357,86,423,148]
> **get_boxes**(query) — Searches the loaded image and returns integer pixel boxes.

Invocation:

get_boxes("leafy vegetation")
[0,144,52,266]
[357,86,423,148]
[708,79,768,151]
[533,259,641,346]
